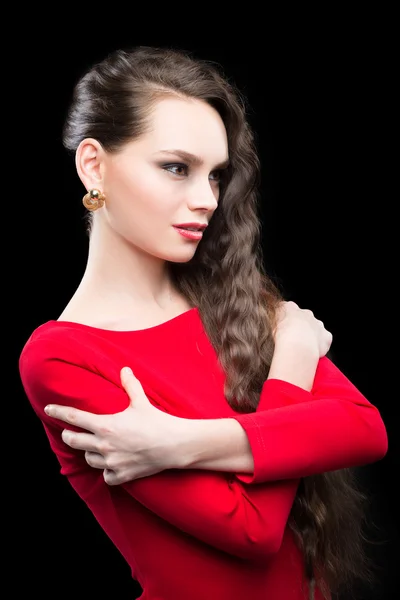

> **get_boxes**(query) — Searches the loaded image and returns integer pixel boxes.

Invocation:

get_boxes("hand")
[274,300,332,358]
[44,367,183,485]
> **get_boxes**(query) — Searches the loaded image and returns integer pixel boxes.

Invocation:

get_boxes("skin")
[45,96,332,485]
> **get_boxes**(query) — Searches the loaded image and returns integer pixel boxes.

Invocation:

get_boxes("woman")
[19,45,388,599]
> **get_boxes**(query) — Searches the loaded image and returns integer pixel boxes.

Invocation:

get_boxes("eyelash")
[162,163,223,183]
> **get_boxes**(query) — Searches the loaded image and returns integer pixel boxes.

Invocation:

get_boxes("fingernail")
[44,405,52,415]
[121,367,133,377]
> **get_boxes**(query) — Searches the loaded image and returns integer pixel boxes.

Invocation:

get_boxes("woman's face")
[101,96,229,263]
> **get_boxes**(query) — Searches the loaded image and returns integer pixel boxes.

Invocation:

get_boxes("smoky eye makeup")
[161,163,189,176]
[161,163,225,183]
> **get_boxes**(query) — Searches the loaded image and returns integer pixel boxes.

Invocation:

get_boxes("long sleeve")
[232,356,388,484]
[19,340,299,562]
[19,335,387,562]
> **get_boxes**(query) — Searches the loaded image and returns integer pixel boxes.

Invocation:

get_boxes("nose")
[186,178,219,213]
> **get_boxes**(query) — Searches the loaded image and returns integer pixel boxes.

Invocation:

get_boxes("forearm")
[268,335,319,391]
[180,338,319,472]
[178,416,255,472]
[122,465,299,561]
[179,356,388,481]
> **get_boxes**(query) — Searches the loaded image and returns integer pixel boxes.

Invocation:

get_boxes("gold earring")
[82,189,106,211]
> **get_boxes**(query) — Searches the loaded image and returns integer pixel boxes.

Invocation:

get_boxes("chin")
[164,248,199,263]
[169,254,197,264]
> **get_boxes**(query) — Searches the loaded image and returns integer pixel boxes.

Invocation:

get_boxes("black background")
[12,12,397,600]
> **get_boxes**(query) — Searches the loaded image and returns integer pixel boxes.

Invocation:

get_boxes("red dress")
[19,308,388,599]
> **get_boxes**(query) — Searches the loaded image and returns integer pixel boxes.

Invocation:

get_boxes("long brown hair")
[63,45,375,599]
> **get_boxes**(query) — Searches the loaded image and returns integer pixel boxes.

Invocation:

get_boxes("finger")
[45,404,100,433]
[61,429,99,452]
[285,300,299,309]
[103,469,121,486]
[104,468,136,486]
[85,451,106,470]
[120,366,136,386]
[120,367,142,402]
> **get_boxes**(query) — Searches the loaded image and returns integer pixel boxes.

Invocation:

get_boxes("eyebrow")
[156,149,230,169]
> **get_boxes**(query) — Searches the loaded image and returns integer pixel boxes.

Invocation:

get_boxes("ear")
[75,138,106,192]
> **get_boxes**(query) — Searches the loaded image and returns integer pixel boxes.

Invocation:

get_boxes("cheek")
[107,165,146,201]
[108,166,178,221]
[212,184,220,202]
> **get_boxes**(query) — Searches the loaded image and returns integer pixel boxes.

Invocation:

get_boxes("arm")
[180,354,388,484]
[175,335,321,475]
[19,340,299,561]
[33,322,388,488]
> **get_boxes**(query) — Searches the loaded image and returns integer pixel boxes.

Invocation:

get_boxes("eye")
[162,163,188,176]
[209,169,223,183]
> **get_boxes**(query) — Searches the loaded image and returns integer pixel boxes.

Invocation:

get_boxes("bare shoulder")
[57,295,195,332]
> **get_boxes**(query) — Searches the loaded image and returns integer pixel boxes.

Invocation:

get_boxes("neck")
[79,221,177,309]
